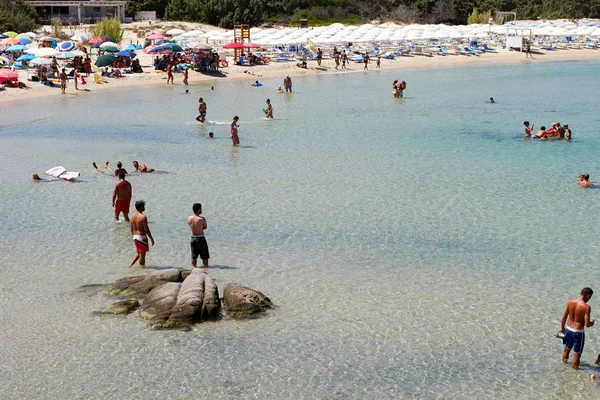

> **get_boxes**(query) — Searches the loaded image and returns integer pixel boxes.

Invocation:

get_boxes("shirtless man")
[196,97,207,123]
[316,48,322,66]
[564,124,571,141]
[283,75,292,93]
[560,287,594,370]
[533,126,547,139]
[129,200,154,267]
[578,174,593,187]
[265,99,273,118]
[523,121,534,137]
[112,170,132,222]
[556,123,565,139]
[132,160,157,173]
[187,203,210,268]
[230,116,240,146]
[59,68,67,94]
[105,161,128,177]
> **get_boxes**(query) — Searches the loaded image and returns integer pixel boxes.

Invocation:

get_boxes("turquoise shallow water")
[2,60,600,398]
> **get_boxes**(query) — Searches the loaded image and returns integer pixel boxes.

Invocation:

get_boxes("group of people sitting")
[524,121,572,140]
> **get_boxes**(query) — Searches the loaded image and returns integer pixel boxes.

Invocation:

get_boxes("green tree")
[0,0,38,33]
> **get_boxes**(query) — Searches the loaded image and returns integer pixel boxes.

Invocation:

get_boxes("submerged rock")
[108,269,187,297]
[96,299,140,315]
[140,269,220,329]
[223,285,273,317]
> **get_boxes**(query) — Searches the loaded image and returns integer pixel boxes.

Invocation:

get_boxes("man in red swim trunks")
[129,200,154,267]
[112,170,132,222]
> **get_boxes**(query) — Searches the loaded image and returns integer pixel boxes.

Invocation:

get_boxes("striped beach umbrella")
[57,41,78,52]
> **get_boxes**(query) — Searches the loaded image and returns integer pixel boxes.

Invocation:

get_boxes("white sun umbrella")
[30,57,53,65]
[100,41,120,49]
[404,31,422,41]
[329,23,345,29]
[70,35,87,42]
[26,32,40,39]
[166,28,185,36]
[55,51,76,59]
[181,30,203,37]
[591,28,600,37]
[433,30,451,39]
[26,47,60,57]
[250,27,262,34]
[375,30,392,41]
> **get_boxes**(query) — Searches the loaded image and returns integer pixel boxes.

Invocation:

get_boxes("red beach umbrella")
[88,37,106,44]
[1,37,19,45]
[147,34,165,40]
[223,42,245,49]
[0,69,18,82]
[243,42,260,48]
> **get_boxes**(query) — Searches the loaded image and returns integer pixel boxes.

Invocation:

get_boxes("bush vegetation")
[92,17,124,42]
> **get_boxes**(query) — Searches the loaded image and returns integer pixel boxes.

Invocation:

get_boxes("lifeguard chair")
[233,24,250,61]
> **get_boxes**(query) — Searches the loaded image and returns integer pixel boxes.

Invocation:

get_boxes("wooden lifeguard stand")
[233,24,250,61]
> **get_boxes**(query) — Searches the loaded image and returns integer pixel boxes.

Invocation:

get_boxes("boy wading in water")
[188,203,209,268]
[560,287,594,370]
[130,200,155,267]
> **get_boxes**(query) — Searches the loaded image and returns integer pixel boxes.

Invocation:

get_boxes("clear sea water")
[2,60,600,399]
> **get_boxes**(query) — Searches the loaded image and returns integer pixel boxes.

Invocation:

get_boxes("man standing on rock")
[130,200,154,267]
[188,203,209,268]
[112,169,131,222]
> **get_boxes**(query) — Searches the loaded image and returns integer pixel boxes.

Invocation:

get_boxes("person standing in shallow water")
[196,97,207,123]
[130,200,154,267]
[188,203,210,268]
[560,287,594,370]
[230,116,240,146]
[112,169,131,222]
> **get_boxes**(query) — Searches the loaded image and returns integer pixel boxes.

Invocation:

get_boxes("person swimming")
[490,97,495,103]
[276,85,283,93]
[578,174,593,187]
[252,80,262,87]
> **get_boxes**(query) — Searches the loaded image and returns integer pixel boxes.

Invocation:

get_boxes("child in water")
[276,85,283,93]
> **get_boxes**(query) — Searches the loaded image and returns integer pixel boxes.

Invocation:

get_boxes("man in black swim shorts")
[187,203,210,267]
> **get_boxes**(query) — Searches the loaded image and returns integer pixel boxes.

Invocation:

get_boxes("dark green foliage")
[158,0,600,25]
[0,0,38,33]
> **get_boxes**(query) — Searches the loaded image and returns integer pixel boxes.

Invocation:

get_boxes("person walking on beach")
[73,68,79,91]
[316,48,322,66]
[283,75,292,93]
[188,203,210,268]
[183,68,188,85]
[59,68,67,94]
[167,62,174,84]
[525,41,533,58]
[341,51,347,69]
[363,53,369,70]
[560,287,594,370]
[230,116,240,146]
[376,57,381,68]
[129,200,154,267]
[196,97,207,123]
[112,170,132,222]
[265,99,273,118]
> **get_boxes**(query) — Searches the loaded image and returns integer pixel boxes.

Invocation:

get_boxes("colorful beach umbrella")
[223,42,245,49]
[243,42,260,48]
[123,44,142,51]
[2,31,18,38]
[18,38,32,45]
[0,34,7,39]
[88,37,105,44]
[5,44,28,52]
[101,35,115,42]
[1,37,19,45]
[16,33,32,39]
[99,41,120,49]
[115,50,136,58]
[95,54,115,67]
[57,41,78,52]
[0,69,18,82]
[147,33,165,40]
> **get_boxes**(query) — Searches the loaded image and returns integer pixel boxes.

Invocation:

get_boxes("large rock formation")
[140,269,220,329]
[108,268,191,298]
[223,285,273,317]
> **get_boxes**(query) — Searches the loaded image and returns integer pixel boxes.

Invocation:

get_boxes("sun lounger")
[482,44,496,52]
[45,166,80,181]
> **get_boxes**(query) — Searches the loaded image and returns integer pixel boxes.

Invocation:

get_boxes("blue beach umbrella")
[115,50,136,58]
[18,38,32,45]
[101,35,115,42]
[57,41,77,52]
[16,54,35,61]
[0,34,7,39]
[5,44,28,52]
[124,44,142,51]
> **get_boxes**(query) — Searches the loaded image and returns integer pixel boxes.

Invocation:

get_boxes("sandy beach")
[2,20,600,104]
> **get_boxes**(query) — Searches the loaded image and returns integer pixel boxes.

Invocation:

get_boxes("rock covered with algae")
[223,285,273,317]
[140,268,221,329]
